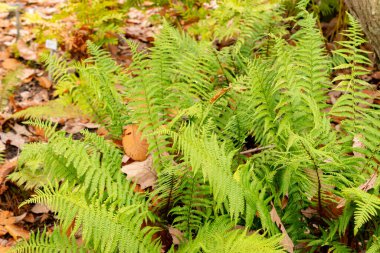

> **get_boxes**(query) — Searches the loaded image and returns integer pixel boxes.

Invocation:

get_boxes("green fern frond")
[175,217,285,253]
[163,124,245,221]
[12,100,85,120]
[10,228,88,253]
[124,22,220,168]
[235,59,279,145]
[292,10,330,107]
[21,182,161,253]
[170,168,213,239]
[40,41,128,137]
[14,120,123,197]
[343,188,380,235]
[367,236,380,253]
[330,13,373,123]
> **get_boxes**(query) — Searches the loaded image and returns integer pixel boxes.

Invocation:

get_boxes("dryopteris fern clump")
[13,41,128,138]
[9,1,380,252]
[27,0,130,46]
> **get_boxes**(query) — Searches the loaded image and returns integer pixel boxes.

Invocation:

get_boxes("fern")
[163,124,246,221]
[343,188,380,235]
[21,182,161,253]
[124,22,220,168]
[12,120,123,197]
[292,10,330,107]
[14,42,128,137]
[170,168,213,239]
[10,2,380,252]
[174,217,284,253]
[10,229,88,253]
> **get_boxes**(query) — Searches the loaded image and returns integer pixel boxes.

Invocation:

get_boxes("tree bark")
[345,0,380,59]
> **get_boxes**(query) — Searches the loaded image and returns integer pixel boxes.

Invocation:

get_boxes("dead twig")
[240,145,275,155]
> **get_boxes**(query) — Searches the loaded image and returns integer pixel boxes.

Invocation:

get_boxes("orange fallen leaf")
[0,210,28,240]
[0,246,11,252]
[210,87,231,104]
[372,71,380,80]
[2,59,21,70]
[36,76,52,89]
[122,124,149,161]
[0,158,18,184]
[0,211,26,226]
[23,213,35,223]
[4,224,29,240]
[0,51,10,61]
[0,227,7,237]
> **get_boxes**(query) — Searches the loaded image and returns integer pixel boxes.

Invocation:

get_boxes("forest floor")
[0,0,380,250]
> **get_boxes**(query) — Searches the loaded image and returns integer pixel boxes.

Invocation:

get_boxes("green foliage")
[11,120,123,196]
[0,67,23,110]
[343,188,380,235]
[21,182,160,253]
[10,2,380,253]
[13,42,128,137]
[10,229,88,253]
[0,3,16,12]
[26,0,131,46]
[174,217,284,253]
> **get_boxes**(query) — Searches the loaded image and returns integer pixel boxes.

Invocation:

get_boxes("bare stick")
[240,144,275,155]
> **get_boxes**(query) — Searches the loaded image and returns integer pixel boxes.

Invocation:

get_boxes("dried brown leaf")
[0,158,18,184]
[270,203,294,253]
[1,59,21,70]
[168,226,183,245]
[353,134,365,158]
[359,172,377,192]
[36,76,52,89]
[301,207,318,219]
[0,131,26,149]
[4,224,29,240]
[16,40,37,61]
[121,155,156,189]
[31,203,50,214]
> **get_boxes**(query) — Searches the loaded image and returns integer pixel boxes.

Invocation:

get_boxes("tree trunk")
[345,0,380,59]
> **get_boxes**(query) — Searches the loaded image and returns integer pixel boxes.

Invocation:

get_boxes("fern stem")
[212,48,233,84]
[186,173,196,239]
[163,170,175,219]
